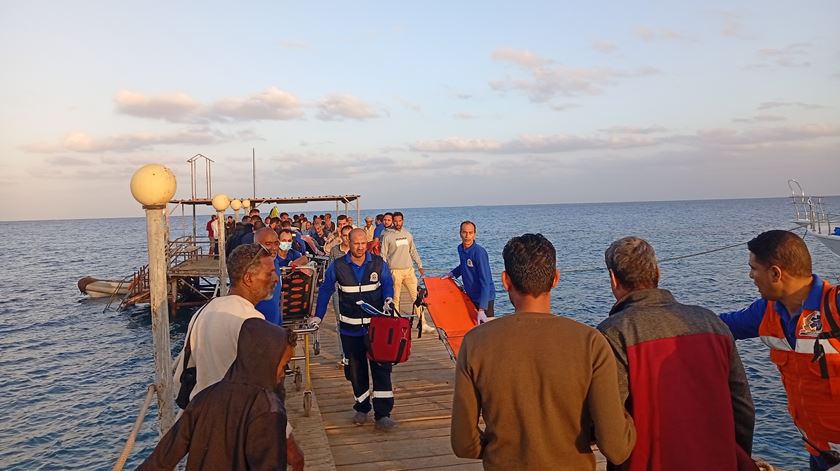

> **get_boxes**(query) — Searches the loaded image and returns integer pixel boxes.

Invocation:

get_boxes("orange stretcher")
[420,277,478,361]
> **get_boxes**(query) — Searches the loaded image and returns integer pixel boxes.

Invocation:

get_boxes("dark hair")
[270,217,280,224]
[280,212,289,218]
[242,215,251,223]
[227,244,271,284]
[460,220,476,231]
[604,237,659,290]
[748,230,811,277]
[393,211,404,219]
[502,233,556,296]
[252,219,265,230]
[336,214,347,221]
[340,225,352,235]
[278,228,293,237]
[383,212,393,218]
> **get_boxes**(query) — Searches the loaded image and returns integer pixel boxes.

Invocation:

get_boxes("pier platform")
[287,289,608,470]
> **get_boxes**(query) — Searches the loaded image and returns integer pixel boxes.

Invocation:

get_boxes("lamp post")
[211,193,230,295]
[242,198,251,215]
[130,163,177,434]
[230,198,242,221]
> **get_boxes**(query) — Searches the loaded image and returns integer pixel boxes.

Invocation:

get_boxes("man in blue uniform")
[310,228,398,431]
[276,228,309,268]
[448,221,495,324]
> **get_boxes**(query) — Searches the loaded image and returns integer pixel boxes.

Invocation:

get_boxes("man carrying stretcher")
[446,220,495,324]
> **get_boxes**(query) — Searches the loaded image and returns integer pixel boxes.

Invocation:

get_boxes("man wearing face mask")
[277,228,309,268]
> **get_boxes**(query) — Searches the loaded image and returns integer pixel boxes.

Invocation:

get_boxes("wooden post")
[144,204,175,434]
[216,210,229,295]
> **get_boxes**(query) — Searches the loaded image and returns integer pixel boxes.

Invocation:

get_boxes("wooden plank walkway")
[288,287,607,470]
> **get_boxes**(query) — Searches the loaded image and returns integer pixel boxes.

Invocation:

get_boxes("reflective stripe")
[795,338,840,355]
[372,390,394,398]
[355,390,370,403]
[830,442,840,453]
[338,282,381,293]
[761,335,793,351]
[338,314,370,325]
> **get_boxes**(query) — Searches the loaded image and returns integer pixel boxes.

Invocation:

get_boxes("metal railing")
[788,179,838,235]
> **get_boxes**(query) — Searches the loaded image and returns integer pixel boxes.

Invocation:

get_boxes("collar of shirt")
[772,274,823,320]
[343,251,372,268]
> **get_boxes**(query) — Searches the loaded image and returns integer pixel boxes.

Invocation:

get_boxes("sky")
[1,1,838,221]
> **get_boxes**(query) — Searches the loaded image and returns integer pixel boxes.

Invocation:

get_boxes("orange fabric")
[422,277,477,359]
[758,283,840,455]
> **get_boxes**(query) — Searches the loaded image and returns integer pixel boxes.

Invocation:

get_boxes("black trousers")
[471,298,495,317]
[341,334,393,419]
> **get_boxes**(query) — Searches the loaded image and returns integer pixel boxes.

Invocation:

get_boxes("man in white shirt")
[172,243,303,467]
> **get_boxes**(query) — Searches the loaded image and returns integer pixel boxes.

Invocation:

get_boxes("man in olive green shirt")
[451,233,635,470]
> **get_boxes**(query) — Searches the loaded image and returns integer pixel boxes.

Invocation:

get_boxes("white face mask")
[279,241,293,251]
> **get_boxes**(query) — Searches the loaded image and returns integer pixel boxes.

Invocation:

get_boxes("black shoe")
[374,416,397,431]
[352,411,368,425]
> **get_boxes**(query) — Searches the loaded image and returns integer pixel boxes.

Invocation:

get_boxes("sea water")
[1,197,838,470]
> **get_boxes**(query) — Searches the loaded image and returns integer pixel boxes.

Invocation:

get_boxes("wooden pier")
[287,291,608,470]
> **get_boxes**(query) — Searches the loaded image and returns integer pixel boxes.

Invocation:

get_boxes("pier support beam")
[130,164,178,434]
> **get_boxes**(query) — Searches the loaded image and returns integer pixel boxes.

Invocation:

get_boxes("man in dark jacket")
[138,319,303,470]
[596,236,756,471]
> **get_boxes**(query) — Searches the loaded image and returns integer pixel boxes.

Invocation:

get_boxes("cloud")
[757,101,825,111]
[114,90,201,121]
[490,48,659,102]
[676,123,840,150]
[550,103,581,112]
[491,47,546,68]
[757,43,811,68]
[316,94,379,121]
[279,40,309,49]
[270,152,478,180]
[714,11,749,39]
[115,87,304,122]
[732,114,787,124]
[453,112,475,120]
[592,39,617,54]
[408,122,840,157]
[633,27,682,42]
[598,125,668,134]
[208,87,304,121]
[410,133,660,154]
[22,128,226,153]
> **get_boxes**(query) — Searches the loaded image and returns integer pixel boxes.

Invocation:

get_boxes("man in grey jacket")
[380,211,433,333]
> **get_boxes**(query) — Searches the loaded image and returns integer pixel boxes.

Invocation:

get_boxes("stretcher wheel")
[303,391,312,417]
[294,369,302,391]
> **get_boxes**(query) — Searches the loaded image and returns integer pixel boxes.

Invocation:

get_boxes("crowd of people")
[138,208,839,471]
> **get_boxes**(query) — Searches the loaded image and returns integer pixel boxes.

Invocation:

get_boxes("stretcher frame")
[280,265,321,416]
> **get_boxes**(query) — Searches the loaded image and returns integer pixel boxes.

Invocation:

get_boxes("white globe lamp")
[130,164,177,207]
[211,194,230,211]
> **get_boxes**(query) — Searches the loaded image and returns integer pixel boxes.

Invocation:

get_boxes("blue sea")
[1,197,839,470]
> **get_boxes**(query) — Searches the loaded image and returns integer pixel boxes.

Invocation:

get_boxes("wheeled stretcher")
[280,265,320,415]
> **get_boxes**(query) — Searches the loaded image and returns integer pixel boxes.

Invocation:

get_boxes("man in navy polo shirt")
[310,228,397,431]
[448,220,495,324]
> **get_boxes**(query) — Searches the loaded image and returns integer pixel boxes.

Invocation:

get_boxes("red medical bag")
[367,314,412,364]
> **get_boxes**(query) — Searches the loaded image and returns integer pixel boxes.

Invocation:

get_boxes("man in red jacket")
[597,236,756,471]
